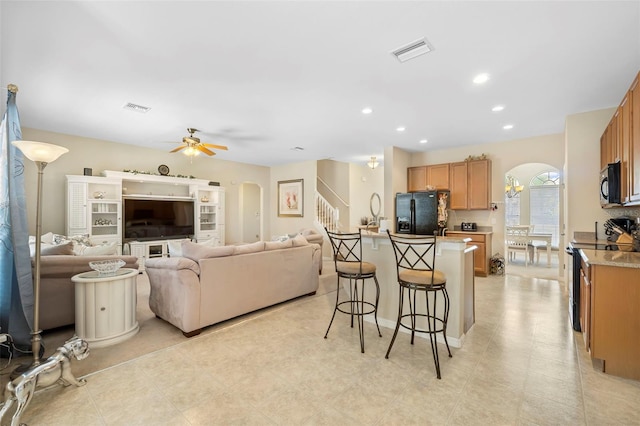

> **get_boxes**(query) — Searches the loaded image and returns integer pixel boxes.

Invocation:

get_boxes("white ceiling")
[2,1,639,167]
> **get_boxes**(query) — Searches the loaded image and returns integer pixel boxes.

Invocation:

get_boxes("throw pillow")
[265,239,293,251]
[41,241,74,256]
[75,242,118,256]
[291,234,309,247]
[53,233,91,247]
[233,241,265,255]
[182,241,234,261]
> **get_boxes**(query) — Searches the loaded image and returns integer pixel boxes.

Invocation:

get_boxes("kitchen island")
[357,231,476,348]
[579,248,640,381]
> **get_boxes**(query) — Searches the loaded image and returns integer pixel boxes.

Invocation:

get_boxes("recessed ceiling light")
[503,124,514,130]
[362,107,373,114]
[473,73,490,84]
[419,139,428,144]
[396,126,406,132]
[492,105,505,112]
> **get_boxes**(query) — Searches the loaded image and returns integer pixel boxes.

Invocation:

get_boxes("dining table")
[529,233,553,266]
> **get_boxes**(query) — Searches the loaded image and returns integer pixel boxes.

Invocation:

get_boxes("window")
[504,175,521,226]
[529,171,560,246]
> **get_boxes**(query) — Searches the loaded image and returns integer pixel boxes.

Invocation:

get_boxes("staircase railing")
[315,192,339,232]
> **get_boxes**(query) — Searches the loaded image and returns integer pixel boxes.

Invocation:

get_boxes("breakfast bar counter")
[357,231,476,347]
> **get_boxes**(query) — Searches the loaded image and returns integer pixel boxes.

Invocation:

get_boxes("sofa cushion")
[291,234,309,247]
[182,241,235,261]
[265,239,293,251]
[168,239,216,257]
[234,241,265,255]
[74,242,118,256]
[41,242,75,256]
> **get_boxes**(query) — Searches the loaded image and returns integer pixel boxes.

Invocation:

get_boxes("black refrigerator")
[396,191,446,235]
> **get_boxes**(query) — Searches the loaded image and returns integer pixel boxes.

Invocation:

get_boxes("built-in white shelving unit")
[66,171,225,258]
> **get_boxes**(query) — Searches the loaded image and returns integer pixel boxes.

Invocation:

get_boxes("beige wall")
[20,128,271,244]
[564,108,618,240]
[270,160,317,238]
[349,163,385,227]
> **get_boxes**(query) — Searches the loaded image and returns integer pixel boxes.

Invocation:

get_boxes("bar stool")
[324,228,382,353]
[385,231,452,379]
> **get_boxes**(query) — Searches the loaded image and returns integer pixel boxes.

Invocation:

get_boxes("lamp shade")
[12,140,68,163]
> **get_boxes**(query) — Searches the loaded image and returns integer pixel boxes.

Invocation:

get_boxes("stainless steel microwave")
[600,161,621,207]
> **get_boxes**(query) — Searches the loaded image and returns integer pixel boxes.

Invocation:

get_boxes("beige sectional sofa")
[39,254,138,330]
[145,236,321,337]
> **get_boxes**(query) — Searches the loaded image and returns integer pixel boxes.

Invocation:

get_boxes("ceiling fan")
[170,128,228,157]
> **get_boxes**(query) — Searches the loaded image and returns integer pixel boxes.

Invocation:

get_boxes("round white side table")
[71,268,139,348]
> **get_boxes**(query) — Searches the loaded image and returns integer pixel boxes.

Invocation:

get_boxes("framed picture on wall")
[278,179,304,217]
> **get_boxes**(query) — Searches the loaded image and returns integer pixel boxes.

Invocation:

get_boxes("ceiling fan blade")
[201,143,228,151]
[196,145,215,156]
[170,145,187,153]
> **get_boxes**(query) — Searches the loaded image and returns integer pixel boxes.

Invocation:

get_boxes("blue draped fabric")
[0,88,34,355]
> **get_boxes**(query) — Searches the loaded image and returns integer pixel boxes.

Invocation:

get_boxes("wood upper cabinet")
[449,162,468,210]
[467,159,491,209]
[450,159,491,210]
[630,74,640,202]
[601,70,640,206]
[407,166,426,192]
[426,163,450,189]
[620,93,631,203]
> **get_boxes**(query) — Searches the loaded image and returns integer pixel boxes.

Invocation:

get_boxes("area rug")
[1,260,337,385]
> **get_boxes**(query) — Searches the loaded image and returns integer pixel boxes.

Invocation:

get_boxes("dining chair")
[506,225,534,266]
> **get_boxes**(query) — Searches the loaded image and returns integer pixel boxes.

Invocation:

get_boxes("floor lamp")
[12,140,68,366]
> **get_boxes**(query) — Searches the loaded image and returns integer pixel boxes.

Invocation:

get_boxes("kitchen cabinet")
[426,163,450,190]
[449,162,468,210]
[407,166,426,192]
[580,257,591,351]
[408,159,489,209]
[587,262,640,381]
[449,159,491,210]
[619,93,631,203]
[629,74,640,202]
[601,70,640,206]
[445,231,492,277]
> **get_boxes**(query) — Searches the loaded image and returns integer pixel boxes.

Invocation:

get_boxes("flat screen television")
[123,198,194,242]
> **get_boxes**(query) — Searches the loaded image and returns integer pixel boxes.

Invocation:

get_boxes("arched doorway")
[504,163,563,279]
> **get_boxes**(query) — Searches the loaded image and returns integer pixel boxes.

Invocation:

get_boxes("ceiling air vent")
[391,37,434,63]
[123,102,151,113]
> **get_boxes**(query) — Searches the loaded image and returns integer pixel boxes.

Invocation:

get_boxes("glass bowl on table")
[88,259,126,276]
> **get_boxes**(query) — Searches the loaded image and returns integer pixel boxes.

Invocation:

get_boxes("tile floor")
[4,264,640,425]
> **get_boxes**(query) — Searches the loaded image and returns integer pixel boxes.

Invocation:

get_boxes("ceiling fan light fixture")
[184,146,200,157]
